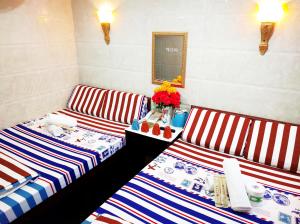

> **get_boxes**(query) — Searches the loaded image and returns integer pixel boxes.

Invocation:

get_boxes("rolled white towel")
[47,124,64,137]
[46,114,77,128]
[223,158,252,212]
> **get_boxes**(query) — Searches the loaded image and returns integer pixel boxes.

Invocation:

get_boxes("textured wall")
[0,0,79,129]
[72,0,300,123]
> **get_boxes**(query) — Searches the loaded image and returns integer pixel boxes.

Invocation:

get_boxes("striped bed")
[0,109,129,224]
[83,139,300,224]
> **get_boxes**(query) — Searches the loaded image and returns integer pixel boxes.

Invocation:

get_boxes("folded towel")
[223,158,252,212]
[46,113,77,128]
[0,152,38,199]
[47,124,65,137]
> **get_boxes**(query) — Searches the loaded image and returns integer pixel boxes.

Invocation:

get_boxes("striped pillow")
[0,152,38,199]
[101,90,146,124]
[67,85,108,117]
[182,108,251,156]
[244,120,300,173]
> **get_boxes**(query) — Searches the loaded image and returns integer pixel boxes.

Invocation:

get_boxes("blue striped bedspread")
[83,139,300,224]
[0,119,126,224]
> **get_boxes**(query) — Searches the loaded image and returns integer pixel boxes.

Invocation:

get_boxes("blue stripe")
[27,182,49,201]
[124,182,224,224]
[15,189,36,209]
[0,138,65,191]
[12,126,96,173]
[8,128,87,176]
[17,125,101,166]
[104,200,147,223]
[1,197,23,218]
[111,194,178,224]
[0,210,9,224]
[2,129,78,182]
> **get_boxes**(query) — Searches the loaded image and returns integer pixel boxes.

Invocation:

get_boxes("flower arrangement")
[172,75,182,84]
[152,81,181,108]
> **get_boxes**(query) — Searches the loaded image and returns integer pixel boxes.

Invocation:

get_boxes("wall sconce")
[257,0,285,55]
[97,4,113,45]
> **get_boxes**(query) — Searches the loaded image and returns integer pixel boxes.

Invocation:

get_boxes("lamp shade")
[97,4,113,23]
[257,0,284,22]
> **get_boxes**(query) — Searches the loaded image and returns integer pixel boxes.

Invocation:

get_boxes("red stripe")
[80,87,92,113]
[85,88,97,114]
[205,112,220,148]
[185,109,202,143]
[124,94,134,124]
[214,114,230,150]
[0,156,30,178]
[0,170,18,185]
[38,176,56,195]
[69,85,84,110]
[58,111,126,133]
[106,91,116,120]
[235,118,251,156]
[100,90,109,118]
[129,95,139,123]
[97,90,108,117]
[166,147,300,190]
[63,109,128,128]
[253,121,266,162]
[265,122,278,166]
[93,89,105,117]
[112,91,122,122]
[172,140,300,182]
[224,116,240,154]
[291,127,300,172]
[117,93,127,123]
[195,110,211,145]
[277,125,291,169]
[75,86,88,112]
[96,215,122,224]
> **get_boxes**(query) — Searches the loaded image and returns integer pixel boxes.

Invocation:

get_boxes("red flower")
[152,91,181,108]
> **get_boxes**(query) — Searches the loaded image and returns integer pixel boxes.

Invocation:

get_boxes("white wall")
[73,0,300,123]
[0,0,79,129]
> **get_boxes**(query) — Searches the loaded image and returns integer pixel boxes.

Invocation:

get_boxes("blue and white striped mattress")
[83,139,300,224]
[0,110,129,224]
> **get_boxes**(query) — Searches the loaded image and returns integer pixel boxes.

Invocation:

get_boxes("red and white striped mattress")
[83,139,300,224]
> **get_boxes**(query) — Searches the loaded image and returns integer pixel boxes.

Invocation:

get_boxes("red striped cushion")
[101,90,146,124]
[182,107,251,156]
[244,120,300,173]
[67,85,107,117]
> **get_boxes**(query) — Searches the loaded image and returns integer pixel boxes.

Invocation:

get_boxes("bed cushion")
[101,90,147,124]
[82,139,300,224]
[244,120,300,173]
[182,107,251,156]
[0,109,129,223]
[57,109,129,138]
[67,85,107,117]
[0,152,38,199]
